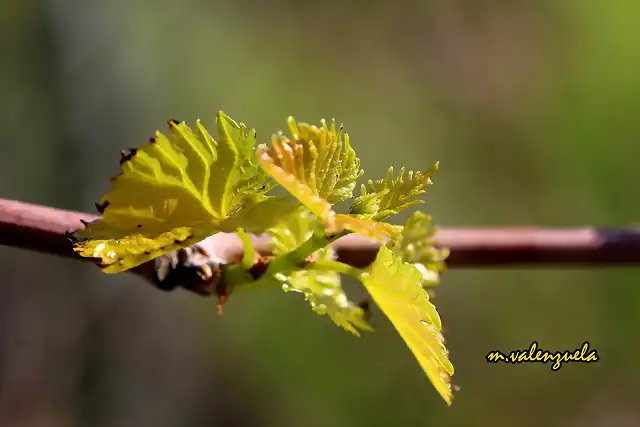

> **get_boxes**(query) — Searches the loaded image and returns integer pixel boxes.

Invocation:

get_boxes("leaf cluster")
[69,111,455,405]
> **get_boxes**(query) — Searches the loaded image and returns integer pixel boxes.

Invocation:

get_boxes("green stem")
[265,229,349,276]
[229,229,352,293]
[309,259,364,281]
[236,227,255,269]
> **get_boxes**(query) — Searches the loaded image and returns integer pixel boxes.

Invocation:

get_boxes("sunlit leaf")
[349,187,388,216]
[268,209,373,335]
[258,117,365,221]
[280,255,374,336]
[70,111,295,273]
[259,142,336,226]
[259,118,399,241]
[360,246,455,405]
[388,211,449,287]
[350,163,438,220]
[334,214,401,242]
[268,208,324,256]
[282,116,364,203]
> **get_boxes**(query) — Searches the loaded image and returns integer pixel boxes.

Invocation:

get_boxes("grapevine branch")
[2,198,640,293]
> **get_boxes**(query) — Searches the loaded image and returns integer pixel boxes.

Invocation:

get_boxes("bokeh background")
[1,1,639,426]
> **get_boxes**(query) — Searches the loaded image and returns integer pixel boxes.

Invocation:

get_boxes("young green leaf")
[281,117,364,203]
[349,188,389,216]
[259,139,336,227]
[333,214,402,242]
[388,211,449,287]
[259,119,396,241]
[280,253,374,336]
[360,245,455,405]
[350,164,438,220]
[70,111,297,273]
[259,116,364,223]
[268,208,324,256]
[268,209,373,335]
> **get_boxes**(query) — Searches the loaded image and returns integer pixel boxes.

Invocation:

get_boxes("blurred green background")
[1,1,639,426]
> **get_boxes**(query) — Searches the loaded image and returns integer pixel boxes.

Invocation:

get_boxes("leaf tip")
[119,148,137,165]
[286,116,299,140]
[94,200,110,214]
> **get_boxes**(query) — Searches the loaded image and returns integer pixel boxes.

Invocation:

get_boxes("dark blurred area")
[1,1,639,426]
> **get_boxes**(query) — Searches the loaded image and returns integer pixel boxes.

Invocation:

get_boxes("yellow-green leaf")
[268,209,373,335]
[388,211,449,287]
[259,121,396,241]
[258,116,364,218]
[280,252,374,336]
[258,141,336,227]
[70,111,287,273]
[334,214,401,242]
[361,245,455,405]
[350,164,438,220]
[268,208,324,255]
[282,116,364,203]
